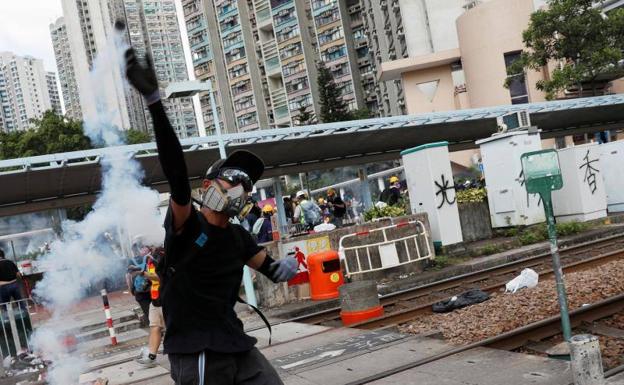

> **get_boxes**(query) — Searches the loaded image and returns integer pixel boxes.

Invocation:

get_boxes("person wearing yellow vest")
[136,247,165,368]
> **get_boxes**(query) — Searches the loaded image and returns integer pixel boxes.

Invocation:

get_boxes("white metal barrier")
[338,220,433,278]
[0,298,34,358]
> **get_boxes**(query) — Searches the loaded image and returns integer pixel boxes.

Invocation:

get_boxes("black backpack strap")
[237,296,272,346]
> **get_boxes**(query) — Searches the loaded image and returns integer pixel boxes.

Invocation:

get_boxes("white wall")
[399,0,465,56]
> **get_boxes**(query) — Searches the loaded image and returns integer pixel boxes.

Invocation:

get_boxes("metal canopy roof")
[1,94,624,216]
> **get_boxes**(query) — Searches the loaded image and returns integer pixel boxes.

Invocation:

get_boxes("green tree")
[349,108,372,120]
[296,105,314,125]
[124,128,152,144]
[0,111,92,160]
[506,0,624,99]
[317,63,351,123]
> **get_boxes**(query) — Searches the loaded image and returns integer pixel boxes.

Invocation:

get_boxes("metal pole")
[208,83,226,159]
[273,177,288,236]
[542,193,572,341]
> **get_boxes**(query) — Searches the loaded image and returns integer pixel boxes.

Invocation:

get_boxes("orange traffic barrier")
[307,250,344,300]
[340,305,384,326]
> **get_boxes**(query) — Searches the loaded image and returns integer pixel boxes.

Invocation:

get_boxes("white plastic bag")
[505,268,539,293]
[313,223,336,232]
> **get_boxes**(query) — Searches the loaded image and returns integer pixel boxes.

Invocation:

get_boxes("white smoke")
[29,28,164,384]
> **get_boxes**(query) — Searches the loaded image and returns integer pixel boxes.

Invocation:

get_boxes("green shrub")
[480,244,502,255]
[363,205,406,221]
[456,188,487,204]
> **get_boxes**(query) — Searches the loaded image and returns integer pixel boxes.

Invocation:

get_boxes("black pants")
[0,281,23,304]
[169,347,283,385]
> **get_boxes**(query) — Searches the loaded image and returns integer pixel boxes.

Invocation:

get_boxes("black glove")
[124,48,160,104]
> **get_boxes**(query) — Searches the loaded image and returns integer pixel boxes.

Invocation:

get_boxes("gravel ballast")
[400,259,624,345]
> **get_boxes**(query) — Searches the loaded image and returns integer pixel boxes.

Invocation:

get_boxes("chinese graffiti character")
[518,170,542,207]
[434,174,456,209]
[579,149,599,194]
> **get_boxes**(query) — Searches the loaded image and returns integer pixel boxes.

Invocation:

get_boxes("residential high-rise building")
[183,0,384,132]
[358,0,406,116]
[0,52,54,132]
[50,17,83,121]
[120,0,199,138]
[60,0,147,132]
[46,72,62,115]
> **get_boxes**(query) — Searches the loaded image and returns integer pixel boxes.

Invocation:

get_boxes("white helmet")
[296,190,307,199]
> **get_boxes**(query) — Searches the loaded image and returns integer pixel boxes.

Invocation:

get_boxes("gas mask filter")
[201,180,247,217]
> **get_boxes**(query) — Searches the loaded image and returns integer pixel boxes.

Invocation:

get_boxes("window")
[283,60,305,77]
[223,32,243,49]
[321,45,346,62]
[504,51,529,104]
[288,94,311,110]
[225,47,245,63]
[274,8,295,25]
[315,9,339,27]
[276,26,299,43]
[234,96,255,111]
[237,112,257,127]
[280,42,303,60]
[318,27,343,45]
[286,77,309,93]
[228,63,248,79]
[311,0,334,10]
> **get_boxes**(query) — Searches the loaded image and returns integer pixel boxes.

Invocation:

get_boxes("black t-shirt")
[161,206,263,354]
[0,259,19,281]
[380,187,401,206]
[328,195,346,218]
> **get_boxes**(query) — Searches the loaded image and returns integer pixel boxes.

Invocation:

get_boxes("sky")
[0,0,64,73]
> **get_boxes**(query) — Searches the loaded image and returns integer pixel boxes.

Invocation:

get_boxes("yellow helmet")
[389,176,400,184]
[327,188,336,196]
[262,204,274,214]
[318,197,325,204]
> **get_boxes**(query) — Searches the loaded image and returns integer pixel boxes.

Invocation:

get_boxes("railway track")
[291,232,624,327]
[343,293,624,385]
[350,247,624,330]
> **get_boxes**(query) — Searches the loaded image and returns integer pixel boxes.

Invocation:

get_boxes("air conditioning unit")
[463,0,481,10]
[496,110,531,133]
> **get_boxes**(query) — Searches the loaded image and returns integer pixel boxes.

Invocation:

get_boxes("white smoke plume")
[29,28,164,384]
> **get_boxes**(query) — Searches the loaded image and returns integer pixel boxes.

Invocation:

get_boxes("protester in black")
[379,175,402,206]
[0,248,23,304]
[326,188,346,227]
[125,48,297,385]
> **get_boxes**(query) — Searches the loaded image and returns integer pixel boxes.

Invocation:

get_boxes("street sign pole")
[521,149,571,341]
[541,192,572,341]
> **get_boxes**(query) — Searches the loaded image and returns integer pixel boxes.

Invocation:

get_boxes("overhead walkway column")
[272,177,288,236]
[358,168,373,210]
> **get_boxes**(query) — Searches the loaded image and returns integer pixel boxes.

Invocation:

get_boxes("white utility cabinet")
[552,143,607,222]
[600,140,624,213]
[401,142,463,246]
[476,131,545,228]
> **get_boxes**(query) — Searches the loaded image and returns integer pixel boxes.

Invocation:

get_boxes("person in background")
[379,176,402,206]
[137,247,165,368]
[293,191,322,230]
[256,205,275,243]
[283,196,294,223]
[243,201,261,232]
[317,197,330,217]
[0,248,24,305]
[127,238,152,326]
[326,188,346,227]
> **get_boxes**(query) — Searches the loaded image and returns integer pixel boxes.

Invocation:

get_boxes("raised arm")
[125,49,191,231]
